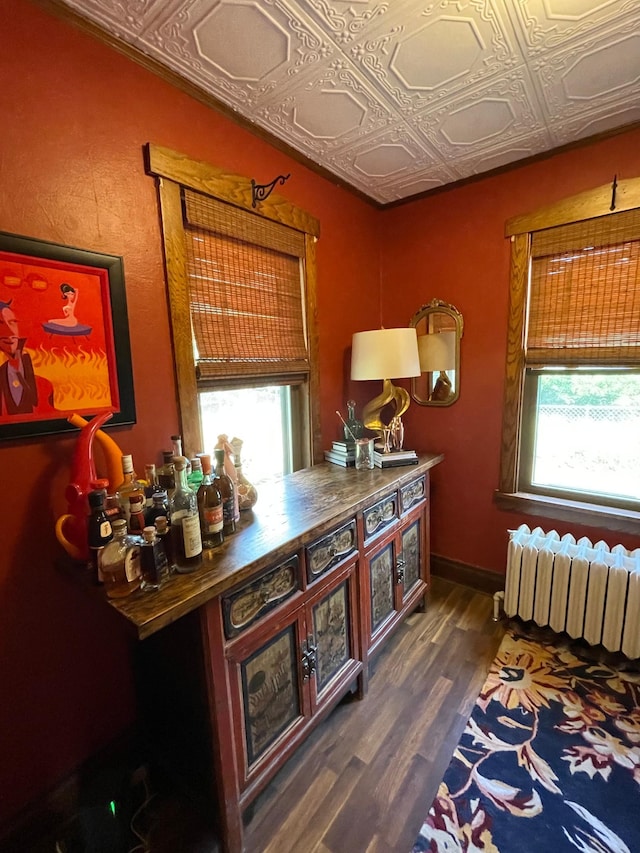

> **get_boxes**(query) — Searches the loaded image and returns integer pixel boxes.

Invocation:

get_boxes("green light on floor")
[109,800,117,817]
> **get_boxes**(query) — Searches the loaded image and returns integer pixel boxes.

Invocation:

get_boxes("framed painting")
[0,231,136,440]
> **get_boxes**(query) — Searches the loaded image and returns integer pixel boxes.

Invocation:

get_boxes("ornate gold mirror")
[410,299,463,406]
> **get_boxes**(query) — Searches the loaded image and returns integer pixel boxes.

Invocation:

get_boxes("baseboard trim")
[431,554,504,595]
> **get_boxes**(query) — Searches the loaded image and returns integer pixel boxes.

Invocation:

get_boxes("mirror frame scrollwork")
[409,299,464,407]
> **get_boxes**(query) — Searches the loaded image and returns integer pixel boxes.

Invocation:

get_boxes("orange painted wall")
[0,0,379,826]
[379,128,640,572]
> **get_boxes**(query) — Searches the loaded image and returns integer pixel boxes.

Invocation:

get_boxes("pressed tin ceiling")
[54,0,640,206]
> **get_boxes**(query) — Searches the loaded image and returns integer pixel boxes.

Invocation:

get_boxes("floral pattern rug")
[412,624,640,852]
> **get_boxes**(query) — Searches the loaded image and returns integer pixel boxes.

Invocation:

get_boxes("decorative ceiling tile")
[54,0,640,204]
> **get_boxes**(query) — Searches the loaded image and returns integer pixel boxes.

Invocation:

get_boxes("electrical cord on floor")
[128,774,155,853]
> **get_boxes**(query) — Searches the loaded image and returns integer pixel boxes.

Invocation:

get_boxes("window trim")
[145,143,322,465]
[496,176,640,533]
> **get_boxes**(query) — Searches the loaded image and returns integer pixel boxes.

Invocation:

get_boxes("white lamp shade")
[418,330,456,372]
[351,328,421,380]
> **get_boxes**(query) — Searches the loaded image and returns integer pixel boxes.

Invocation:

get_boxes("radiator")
[501,524,640,658]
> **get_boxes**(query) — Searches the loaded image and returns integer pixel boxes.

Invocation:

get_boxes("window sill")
[494,490,640,537]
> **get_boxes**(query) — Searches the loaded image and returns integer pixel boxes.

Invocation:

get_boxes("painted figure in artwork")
[43,283,92,337]
[0,299,54,416]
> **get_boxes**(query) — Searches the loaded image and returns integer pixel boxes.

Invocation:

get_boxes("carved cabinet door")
[362,528,403,655]
[305,558,362,713]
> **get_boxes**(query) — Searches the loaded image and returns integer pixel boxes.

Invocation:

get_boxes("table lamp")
[350,327,421,446]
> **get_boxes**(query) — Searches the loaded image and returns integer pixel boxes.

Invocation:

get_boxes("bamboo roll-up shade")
[527,209,640,366]
[185,226,308,379]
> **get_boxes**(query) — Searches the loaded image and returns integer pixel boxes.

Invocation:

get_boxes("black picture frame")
[0,231,136,440]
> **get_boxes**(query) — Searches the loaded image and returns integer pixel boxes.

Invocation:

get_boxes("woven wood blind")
[183,189,309,381]
[527,208,640,366]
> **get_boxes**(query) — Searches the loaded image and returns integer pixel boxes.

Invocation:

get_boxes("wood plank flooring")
[239,576,505,853]
[123,576,505,853]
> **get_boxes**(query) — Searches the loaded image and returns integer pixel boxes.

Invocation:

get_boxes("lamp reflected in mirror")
[410,300,463,406]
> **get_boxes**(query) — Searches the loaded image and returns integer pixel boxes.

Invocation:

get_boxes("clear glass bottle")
[344,399,364,445]
[230,437,258,511]
[115,454,145,526]
[87,488,113,584]
[140,526,169,591]
[213,448,236,536]
[215,434,240,521]
[101,518,142,598]
[197,454,224,549]
[169,455,203,573]
[157,450,176,498]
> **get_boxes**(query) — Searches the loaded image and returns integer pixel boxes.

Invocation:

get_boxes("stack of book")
[373,447,418,468]
[324,440,355,467]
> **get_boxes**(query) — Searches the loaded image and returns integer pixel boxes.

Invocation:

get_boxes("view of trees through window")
[531,372,640,503]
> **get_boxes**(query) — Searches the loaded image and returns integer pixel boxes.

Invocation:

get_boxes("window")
[497,177,640,529]
[145,144,321,470]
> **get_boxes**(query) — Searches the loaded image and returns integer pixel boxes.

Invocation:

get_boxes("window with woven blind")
[145,144,320,472]
[497,178,640,527]
[183,189,309,382]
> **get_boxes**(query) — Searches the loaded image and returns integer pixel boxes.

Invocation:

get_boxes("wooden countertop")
[104,454,443,640]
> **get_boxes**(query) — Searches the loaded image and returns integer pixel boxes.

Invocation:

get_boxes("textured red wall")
[0,0,378,825]
[379,128,640,572]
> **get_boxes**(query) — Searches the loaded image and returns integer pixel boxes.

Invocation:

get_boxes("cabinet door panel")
[312,580,351,693]
[369,539,396,634]
[401,516,422,597]
[239,623,303,769]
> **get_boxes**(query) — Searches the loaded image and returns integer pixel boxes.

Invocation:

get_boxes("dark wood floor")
[143,576,505,853]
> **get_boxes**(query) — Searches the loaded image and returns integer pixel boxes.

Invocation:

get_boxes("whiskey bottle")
[140,526,169,591]
[169,455,203,573]
[215,435,240,521]
[145,489,170,527]
[154,516,175,573]
[87,489,113,584]
[143,463,160,510]
[157,451,176,498]
[115,454,145,526]
[128,494,147,535]
[213,448,236,536]
[101,518,142,598]
[197,454,224,549]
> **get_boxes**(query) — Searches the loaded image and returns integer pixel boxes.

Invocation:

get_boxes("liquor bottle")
[145,489,170,527]
[187,456,204,491]
[215,434,240,521]
[143,463,160,510]
[154,516,175,572]
[128,494,147,535]
[115,454,145,526]
[101,518,142,598]
[140,526,169,591]
[157,451,176,498]
[230,437,258,511]
[197,454,224,549]
[87,489,113,584]
[154,516,175,573]
[169,455,203,573]
[171,434,183,458]
[213,448,236,536]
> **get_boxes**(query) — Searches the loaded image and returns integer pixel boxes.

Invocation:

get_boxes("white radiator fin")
[505,524,640,658]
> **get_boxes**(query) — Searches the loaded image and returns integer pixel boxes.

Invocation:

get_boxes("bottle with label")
[87,489,113,584]
[197,454,224,549]
[143,463,160,510]
[213,448,236,537]
[154,515,175,573]
[115,454,145,526]
[215,435,240,521]
[140,526,169,591]
[128,494,147,535]
[169,455,203,573]
[187,456,204,491]
[101,518,142,598]
[157,451,176,498]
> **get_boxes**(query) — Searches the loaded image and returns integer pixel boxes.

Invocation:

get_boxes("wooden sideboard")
[108,454,443,853]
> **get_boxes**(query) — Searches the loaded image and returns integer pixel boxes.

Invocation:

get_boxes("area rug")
[412,625,640,852]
